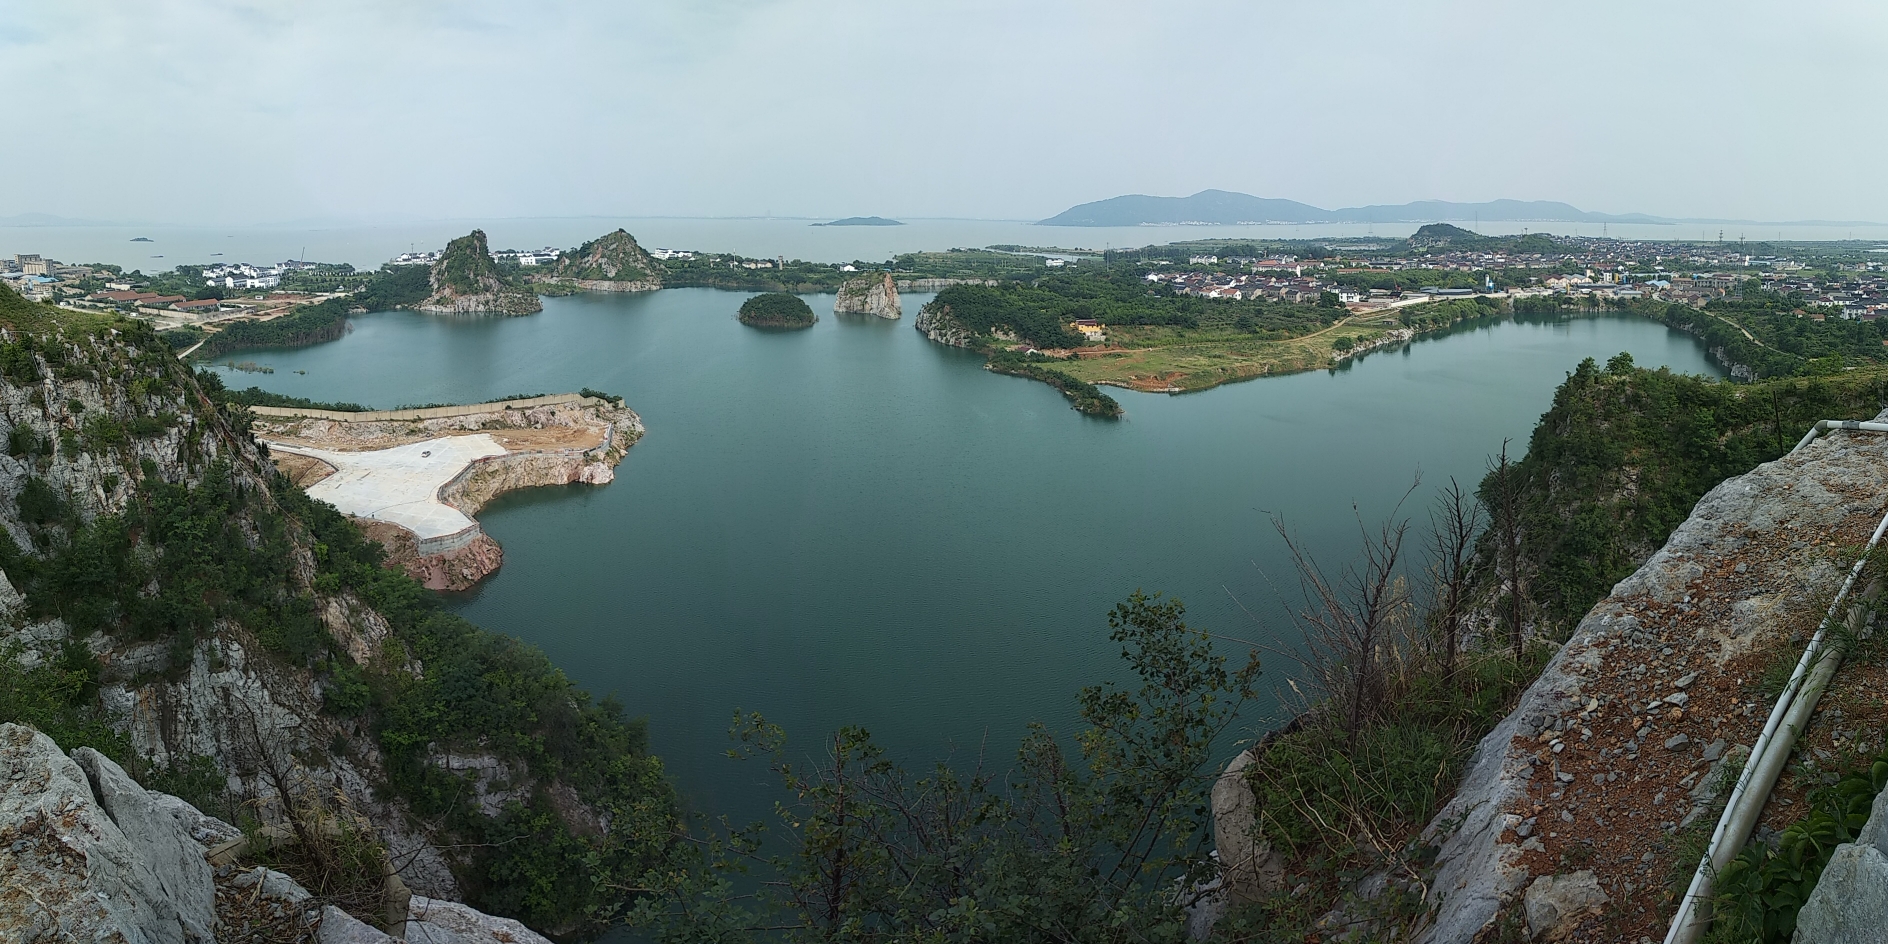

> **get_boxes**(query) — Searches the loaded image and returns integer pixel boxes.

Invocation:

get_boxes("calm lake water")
[205,293,1722,825]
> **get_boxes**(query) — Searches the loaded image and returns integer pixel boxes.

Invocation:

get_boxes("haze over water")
[207,279,1722,826]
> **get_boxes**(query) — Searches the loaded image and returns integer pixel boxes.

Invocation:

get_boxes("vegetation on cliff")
[737,292,816,328]
[0,285,678,935]
[422,230,543,315]
[1476,355,1888,639]
[545,229,663,286]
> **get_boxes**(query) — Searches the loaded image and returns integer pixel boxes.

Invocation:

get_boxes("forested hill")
[546,228,663,286]
[1480,355,1888,636]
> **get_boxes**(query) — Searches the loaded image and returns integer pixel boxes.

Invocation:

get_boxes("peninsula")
[256,392,640,590]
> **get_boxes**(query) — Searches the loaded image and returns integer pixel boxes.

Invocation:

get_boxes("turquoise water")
[206,291,1722,825]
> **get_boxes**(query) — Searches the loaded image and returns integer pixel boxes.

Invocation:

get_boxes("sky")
[3,0,1884,226]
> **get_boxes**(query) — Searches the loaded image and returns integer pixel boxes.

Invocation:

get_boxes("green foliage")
[578,387,622,404]
[1709,755,1888,943]
[194,300,349,359]
[636,592,1260,943]
[0,641,129,761]
[435,230,521,296]
[1637,294,1888,379]
[1480,360,1888,635]
[986,350,1122,417]
[737,292,816,328]
[216,386,372,413]
[1398,297,1501,331]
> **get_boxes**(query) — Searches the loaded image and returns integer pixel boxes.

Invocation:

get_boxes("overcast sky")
[3,1,1882,226]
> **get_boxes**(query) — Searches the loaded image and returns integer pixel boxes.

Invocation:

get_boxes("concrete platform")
[264,435,507,540]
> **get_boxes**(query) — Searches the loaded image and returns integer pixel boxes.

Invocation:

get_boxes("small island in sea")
[130,236,153,242]
[814,216,903,227]
[738,292,817,328]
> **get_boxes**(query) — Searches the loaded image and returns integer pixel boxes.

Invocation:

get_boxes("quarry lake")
[207,291,1723,826]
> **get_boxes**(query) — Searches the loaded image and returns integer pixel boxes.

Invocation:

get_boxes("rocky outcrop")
[0,725,214,944]
[1,723,557,944]
[1400,415,1888,942]
[835,271,901,319]
[540,229,663,292]
[915,299,977,348]
[419,230,542,316]
[1794,786,1888,943]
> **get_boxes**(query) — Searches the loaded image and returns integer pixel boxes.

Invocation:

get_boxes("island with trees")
[737,292,817,329]
[535,228,663,292]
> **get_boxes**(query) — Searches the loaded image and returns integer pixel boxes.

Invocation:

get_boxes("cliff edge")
[834,271,901,319]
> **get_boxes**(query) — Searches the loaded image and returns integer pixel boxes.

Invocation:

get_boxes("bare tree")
[1273,483,1418,745]
[1485,440,1527,658]
[1424,477,1484,675]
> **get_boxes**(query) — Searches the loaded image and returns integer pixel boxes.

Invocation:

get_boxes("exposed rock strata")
[914,299,977,347]
[257,397,641,590]
[834,271,901,319]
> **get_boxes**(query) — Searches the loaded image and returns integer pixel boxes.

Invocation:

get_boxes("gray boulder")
[318,905,401,944]
[406,896,553,944]
[1523,870,1607,940]
[72,746,218,941]
[0,723,197,944]
[1794,785,1888,943]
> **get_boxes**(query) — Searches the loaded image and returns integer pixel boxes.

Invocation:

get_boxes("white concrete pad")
[265,435,508,539]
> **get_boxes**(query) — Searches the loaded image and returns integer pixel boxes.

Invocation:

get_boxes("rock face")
[1400,416,1888,942]
[1,724,558,944]
[915,298,977,347]
[542,228,663,292]
[0,724,213,944]
[834,271,901,319]
[419,230,543,315]
[1794,785,1888,943]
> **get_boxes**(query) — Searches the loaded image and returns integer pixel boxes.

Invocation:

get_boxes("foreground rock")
[1794,786,1888,943]
[1408,416,1888,941]
[0,723,560,944]
[834,271,901,319]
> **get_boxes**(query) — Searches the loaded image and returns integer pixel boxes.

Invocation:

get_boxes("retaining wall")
[248,393,602,423]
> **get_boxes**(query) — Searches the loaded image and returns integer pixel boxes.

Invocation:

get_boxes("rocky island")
[536,228,664,293]
[738,291,817,328]
[417,229,543,315]
[833,270,901,319]
[255,393,640,591]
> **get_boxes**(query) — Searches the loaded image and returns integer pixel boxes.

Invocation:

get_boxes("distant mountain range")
[1037,190,1878,228]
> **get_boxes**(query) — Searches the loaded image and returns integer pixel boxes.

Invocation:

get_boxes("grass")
[1052,312,1405,392]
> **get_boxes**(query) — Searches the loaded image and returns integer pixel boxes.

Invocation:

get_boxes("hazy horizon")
[5,1,1884,227]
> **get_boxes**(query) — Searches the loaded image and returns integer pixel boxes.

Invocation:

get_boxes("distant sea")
[8,217,1888,272]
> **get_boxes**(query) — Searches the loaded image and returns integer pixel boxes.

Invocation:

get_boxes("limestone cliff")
[0,288,675,937]
[914,298,977,347]
[834,271,901,319]
[418,230,543,315]
[540,228,664,292]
